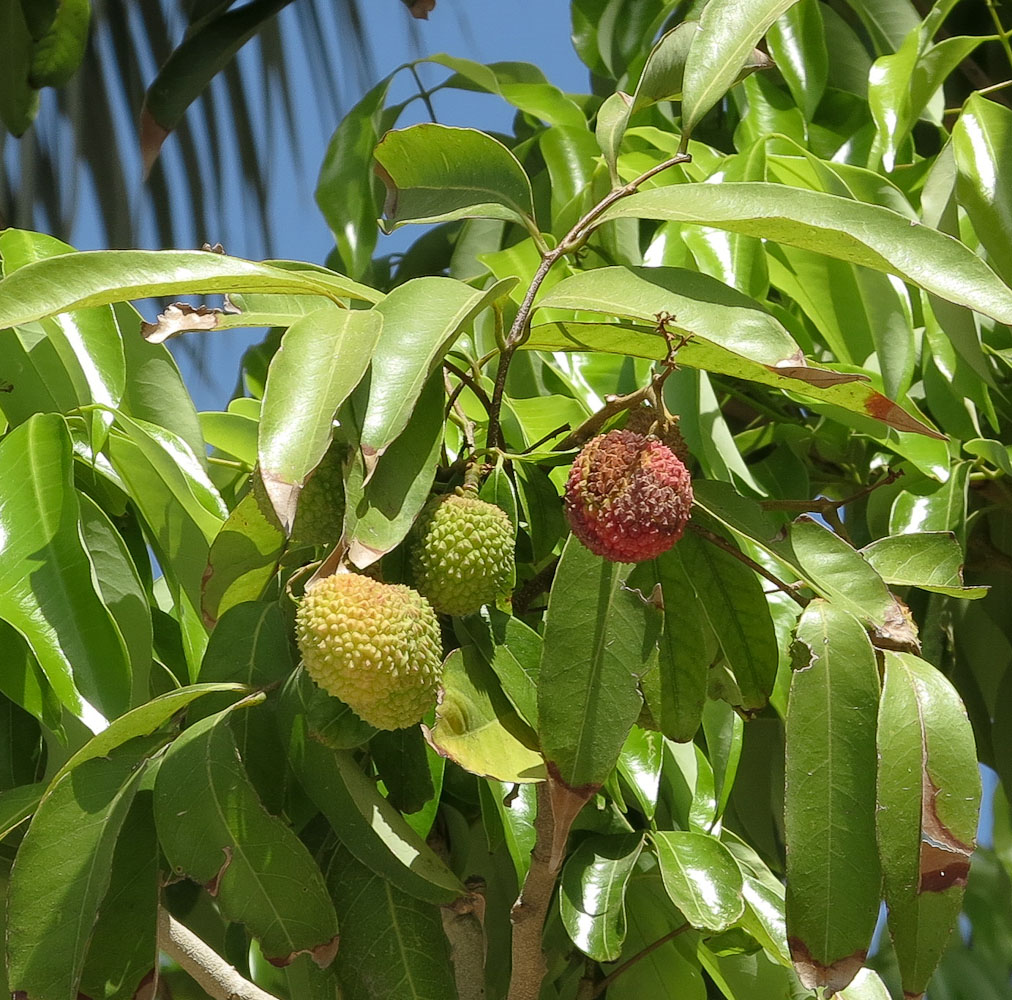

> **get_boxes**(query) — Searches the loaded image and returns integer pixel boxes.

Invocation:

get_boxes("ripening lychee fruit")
[409,491,514,616]
[295,573,442,730]
[564,429,693,563]
[290,442,347,547]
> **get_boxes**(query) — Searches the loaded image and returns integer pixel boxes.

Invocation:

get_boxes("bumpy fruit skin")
[291,443,346,547]
[564,429,692,562]
[410,493,514,616]
[295,573,442,730]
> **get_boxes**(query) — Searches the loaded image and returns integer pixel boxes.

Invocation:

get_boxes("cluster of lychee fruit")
[294,422,692,731]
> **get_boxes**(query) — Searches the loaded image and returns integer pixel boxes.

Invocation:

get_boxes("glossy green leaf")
[258,306,381,527]
[862,531,987,599]
[953,94,1012,287]
[538,536,659,789]
[344,369,443,566]
[652,831,745,931]
[374,124,537,233]
[560,833,644,961]
[486,778,537,881]
[598,182,1012,325]
[78,793,158,1000]
[360,276,513,456]
[617,726,664,822]
[0,414,130,730]
[0,249,376,330]
[524,322,941,439]
[7,749,146,1000]
[0,619,62,731]
[702,699,744,820]
[283,724,464,904]
[723,835,790,965]
[53,683,248,786]
[766,0,827,119]
[681,0,801,138]
[201,475,286,627]
[427,646,544,783]
[786,600,881,994]
[324,842,457,1000]
[672,528,778,713]
[154,706,340,966]
[596,91,634,182]
[0,781,46,841]
[878,652,980,998]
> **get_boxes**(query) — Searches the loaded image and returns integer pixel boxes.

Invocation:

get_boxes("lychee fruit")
[291,442,347,547]
[295,573,442,730]
[409,491,514,616]
[564,429,692,562]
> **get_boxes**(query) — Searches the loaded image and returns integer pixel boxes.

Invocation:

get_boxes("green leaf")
[878,652,980,998]
[27,0,89,87]
[201,475,286,627]
[524,322,941,439]
[785,600,881,994]
[283,726,464,904]
[277,668,376,751]
[596,91,634,183]
[375,124,538,234]
[78,793,159,1000]
[0,620,62,731]
[953,94,1012,287]
[702,699,744,820]
[598,182,1012,325]
[538,537,659,789]
[766,0,828,120]
[7,749,146,1000]
[324,842,458,1000]
[681,0,801,138]
[427,646,545,783]
[53,683,248,786]
[617,727,664,822]
[0,414,130,730]
[560,833,644,961]
[371,726,434,815]
[0,781,46,841]
[862,531,987,599]
[360,276,514,457]
[0,249,376,330]
[651,831,745,931]
[672,528,778,713]
[0,0,38,135]
[154,707,340,966]
[258,306,382,526]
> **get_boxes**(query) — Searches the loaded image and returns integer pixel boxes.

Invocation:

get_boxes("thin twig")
[760,469,902,516]
[443,358,494,415]
[590,923,690,998]
[409,64,439,123]
[986,0,1012,77]
[689,522,809,608]
[158,907,284,1000]
[555,383,658,451]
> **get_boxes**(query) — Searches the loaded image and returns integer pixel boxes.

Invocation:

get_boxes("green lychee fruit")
[291,442,347,547]
[295,573,442,730]
[564,429,692,563]
[409,492,514,616]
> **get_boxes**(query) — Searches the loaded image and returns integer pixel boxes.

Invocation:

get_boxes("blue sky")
[158,0,588,412]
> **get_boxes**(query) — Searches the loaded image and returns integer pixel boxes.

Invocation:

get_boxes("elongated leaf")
[862,532,986,599]
[878,652,980,998]
[0,414,129,730]
[0,781,45,841]
[786,601,881,994]
[596,91,634,182]
[0,0,37,135]
[651,831,745,931]
[598,182,1012,324]
[360,276,514,457]
[283,724,464,904]
[375,124,537,233]
[524,322,941,439]
[154,707,339,966]
[0,250,376,330]
[427,646,544,783]
[28,0,89,87]
[617,727,664,822]
[258,306,381,526]
[7,749,146,1000]
[561,834,644,961]
[681,0,802,137]
[538,537,659,789]
[324,842,458,1000]
[766,0,828,119]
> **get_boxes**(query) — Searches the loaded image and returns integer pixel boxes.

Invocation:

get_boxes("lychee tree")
[1,2,1012,1000]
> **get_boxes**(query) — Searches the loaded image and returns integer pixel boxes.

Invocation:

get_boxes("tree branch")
[589,922,690,998]
[158,907,283,1000]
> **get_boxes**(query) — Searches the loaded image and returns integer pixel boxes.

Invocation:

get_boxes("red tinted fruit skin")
[564,429,693,562]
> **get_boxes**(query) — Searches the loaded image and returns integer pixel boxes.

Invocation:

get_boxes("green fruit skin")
[295,573,442,730]
[291,443,346,547]
[410,493,514,616]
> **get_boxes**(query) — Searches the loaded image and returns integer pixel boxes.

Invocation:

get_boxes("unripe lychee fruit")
[295,573,442,730]
[564,429,693,562]
[409,492,514,616]
[291,442,347,547]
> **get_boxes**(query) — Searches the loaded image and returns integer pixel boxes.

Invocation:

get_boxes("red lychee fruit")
[564,429,693,562]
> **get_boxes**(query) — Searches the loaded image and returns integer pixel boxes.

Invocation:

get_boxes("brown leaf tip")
[266,932,340,969]
[789,936,866,996]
